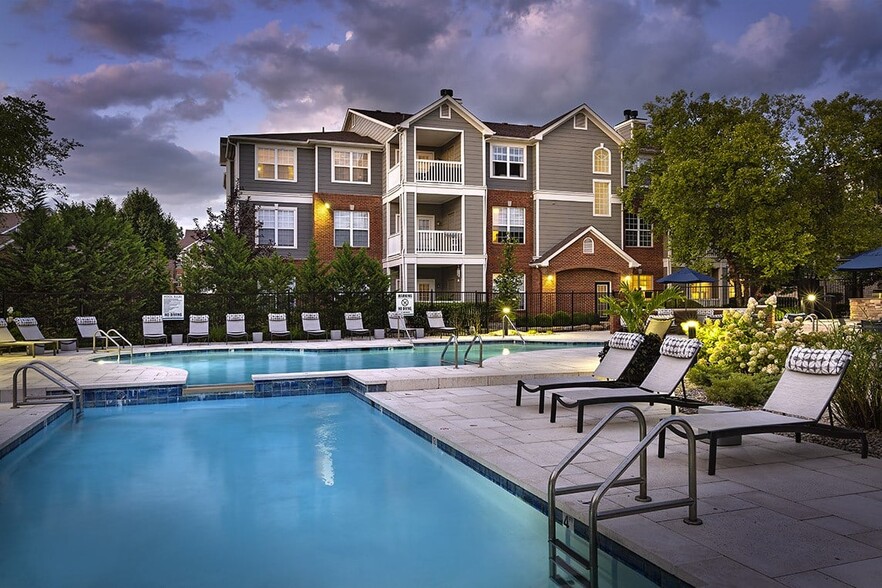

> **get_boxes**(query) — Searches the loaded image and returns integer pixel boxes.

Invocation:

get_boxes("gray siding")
[537,201,622,255]
[404,264,416,291]
[250,200,313,260]
[405,192,416,252]
[346,114,396,144]
[464,265,483,292]
[238,143,314,193]
[316,147,382,195]
[440,198,461,232]
[538,121,622,194]
[487,144,534,191]
[405,107,484,186]
[464,196,484,255]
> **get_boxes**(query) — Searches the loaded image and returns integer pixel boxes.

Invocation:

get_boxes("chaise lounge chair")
[142,315,167,345]
[516,331,645,413]
[75,316,130,352]
[426,310,456,337]
[657,346,868,474]
[14,317,77,352]
[549,337,703,433]
[387,311,416,339]
[0,318,51,356]
[268,313,291,340]
[301,312,327,340]
[344,312,371,340]
[225,313,248,343]
[187,314,210,344]
[644,316,673,339]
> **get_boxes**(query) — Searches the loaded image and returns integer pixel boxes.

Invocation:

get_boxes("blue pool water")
[106,342,599,386]
[0,395,655,588]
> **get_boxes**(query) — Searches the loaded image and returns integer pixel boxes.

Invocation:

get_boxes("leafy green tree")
[294,240,331,311]
[0,95,81,212]
[622,91,811,303]
[492,239,522,317]
[120,187,182,259]
[328,244,390,327]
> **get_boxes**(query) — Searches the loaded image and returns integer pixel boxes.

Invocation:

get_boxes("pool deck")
[1,333,880,587]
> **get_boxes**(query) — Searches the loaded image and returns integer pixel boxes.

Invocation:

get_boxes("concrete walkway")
[1,335,880,587]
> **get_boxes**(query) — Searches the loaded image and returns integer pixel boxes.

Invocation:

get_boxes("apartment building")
[219,90,665,303]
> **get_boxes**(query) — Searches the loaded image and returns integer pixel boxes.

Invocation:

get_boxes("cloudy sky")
[3,0,882,229]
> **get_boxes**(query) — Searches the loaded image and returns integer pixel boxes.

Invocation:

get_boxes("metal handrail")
[462,335,483,367]
[12,360,84,423]
[440,333,459,368]
[502,314,526,344]
[391,315,414,343]
[92,328,134,359]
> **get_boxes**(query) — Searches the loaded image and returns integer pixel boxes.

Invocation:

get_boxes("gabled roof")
[533,104,625,146]
[349,109,411,127]
[485,121,543,139]
[398,95,495,135]
[530,225,640,268]
[226,131,380,146]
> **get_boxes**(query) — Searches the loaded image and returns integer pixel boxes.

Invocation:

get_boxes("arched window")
[593,145,610,175]
[582,237,595,254]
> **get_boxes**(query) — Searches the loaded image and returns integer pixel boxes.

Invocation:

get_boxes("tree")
[0,95,80,212]
[294,240,331,311]
[180,227,257,296]
[255,253,298,295]
[622,91,811,303]
[492,239,522,317]
[600,282,683,333]
[120,187,182,259]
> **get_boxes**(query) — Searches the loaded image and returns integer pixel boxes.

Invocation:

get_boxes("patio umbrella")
[836,246,882,271]
[657,267,716,284]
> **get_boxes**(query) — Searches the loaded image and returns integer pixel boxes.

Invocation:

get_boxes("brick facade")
[486,190,534,291]
[313,193,383,264]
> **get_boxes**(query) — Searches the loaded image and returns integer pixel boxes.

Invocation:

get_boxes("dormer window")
[593,145,611,175]
[582,237,595,254]
[574,113,588,130]
[440,104,451,119]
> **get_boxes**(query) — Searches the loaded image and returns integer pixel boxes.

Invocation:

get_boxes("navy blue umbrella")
[657,267,716,284]
[836,246,882,271]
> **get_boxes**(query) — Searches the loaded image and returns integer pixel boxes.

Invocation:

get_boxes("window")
[582,237,594,254]
[257,147,295,181]
[593,180,611,216]
[257,206,297,247]
[593,145,610,174]
[389,147,400,168]
[440,104,451,119]
[624,213,653,247]
[574,113,588,130]
[491,145,525,179]
[492,273,526,310]
[491,206,525,243]
[623,274,654,291]
[334,210,370,247]
[333,149,369,183]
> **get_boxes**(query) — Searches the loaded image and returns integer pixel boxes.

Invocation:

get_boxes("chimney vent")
[623,109,631,119]
[440,88,454,97]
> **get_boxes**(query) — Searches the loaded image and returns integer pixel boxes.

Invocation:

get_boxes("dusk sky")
[3,0,882,229]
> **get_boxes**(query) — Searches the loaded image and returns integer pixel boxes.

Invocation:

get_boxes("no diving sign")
[395,292,415,316]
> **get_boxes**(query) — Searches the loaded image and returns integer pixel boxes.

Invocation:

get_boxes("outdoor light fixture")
[502,307,511,315]
[324,202,331,209]
[806,294,817,302]
[681,320,700,339]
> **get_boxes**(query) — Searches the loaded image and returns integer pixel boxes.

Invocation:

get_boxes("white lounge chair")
[516,331,645,413]
[549,337,703,433]
[14,317,76,352]
[387,311,416,339]
[658,346,868,474]
[425,311,456,337]
[75,316,131,352]
[225,313,248,343]
[187,315,210,344]
[0,318,49,356]
[344,312,371,340]
[301,312,327,340]
[142,315,167,345]
[268,313,291,340]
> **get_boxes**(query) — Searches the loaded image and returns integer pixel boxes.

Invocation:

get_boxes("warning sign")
[395,292,415,316]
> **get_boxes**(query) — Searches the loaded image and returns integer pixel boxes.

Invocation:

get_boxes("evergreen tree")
[492,239,522,317]
[294,241,331,311]
[120,187,182,259]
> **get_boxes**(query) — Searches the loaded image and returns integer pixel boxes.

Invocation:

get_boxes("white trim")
[582,237,595,254]
[255,204,298,249]
[345,109,395,130]
[489,143,527,180]
[574,113,588,130]
[439,104,451,119]
[490,205,526,244]
[255,145,297,182]
[417,214,435,231]
[331,148,371,184]
[592,144,611,175]
[534,104,625,146]
[593,179,612,217]
[399,95,494,136]
[534,190,623,204]
[333,209,370,248]
[238,192,312,205]
[624,212,654,248]
[531,225,640,269]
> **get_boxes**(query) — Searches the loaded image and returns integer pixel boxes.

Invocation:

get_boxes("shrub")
[705,372,778,407]
[572,312,589,325]
[686,362,731,388]
[551,310,571,326]
[532,313,552,328]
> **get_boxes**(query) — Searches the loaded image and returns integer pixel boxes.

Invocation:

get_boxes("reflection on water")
[315,422,336,486]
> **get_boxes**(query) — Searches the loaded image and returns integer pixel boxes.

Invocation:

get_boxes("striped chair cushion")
[608,332,644,351]
[226,313,245,321]
[659,337,702,359]
[190,315,209,323]
[75,316,98,325]
[268,313,286,321]
[0,319,8,328]
[785,347,852,375]
[14,317,38,326]
[345,313,362,320]
[143,315,164,323]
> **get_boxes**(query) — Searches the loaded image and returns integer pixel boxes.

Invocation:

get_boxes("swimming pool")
[103,342,599,386]
[0,395,655,587]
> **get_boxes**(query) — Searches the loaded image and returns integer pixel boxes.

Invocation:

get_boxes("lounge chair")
[426,310,456,337]
[14,317,76,352]
[549,337,704,433]
[187,315,210,344]
[268,313,291,340]
[142,315,167,345]
[644,316,673,338]
[516,331,645,413]
[301,312,327,340]
[344,312,371,340]
[0,318,49,356]
[225,313,248,343]
[75,316,130,352]
[387,311,416,339]
[658,346,868,474]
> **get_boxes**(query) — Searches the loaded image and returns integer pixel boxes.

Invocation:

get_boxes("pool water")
[109,342,599,386]
[0,395,655,588]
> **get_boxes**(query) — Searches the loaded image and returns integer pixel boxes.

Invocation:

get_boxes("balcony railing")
[386,233,402,256]
[386,164,400,189]
[416,230,463,254]
[415,160,462,184]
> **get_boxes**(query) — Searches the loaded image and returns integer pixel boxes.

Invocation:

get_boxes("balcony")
[416,230,463,254]
[386,164,400,190]
[415,160,462,184]
[387,233,402,256]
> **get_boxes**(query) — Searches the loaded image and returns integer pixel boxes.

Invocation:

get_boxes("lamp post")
[502,306,510,336]
[681,320,700,339]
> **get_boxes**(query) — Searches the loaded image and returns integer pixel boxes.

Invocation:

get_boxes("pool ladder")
[91,328,134,360]
[547,405,702,586]
[439,334,483,368]
[12,361,84,423]
[502,314,526,344]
